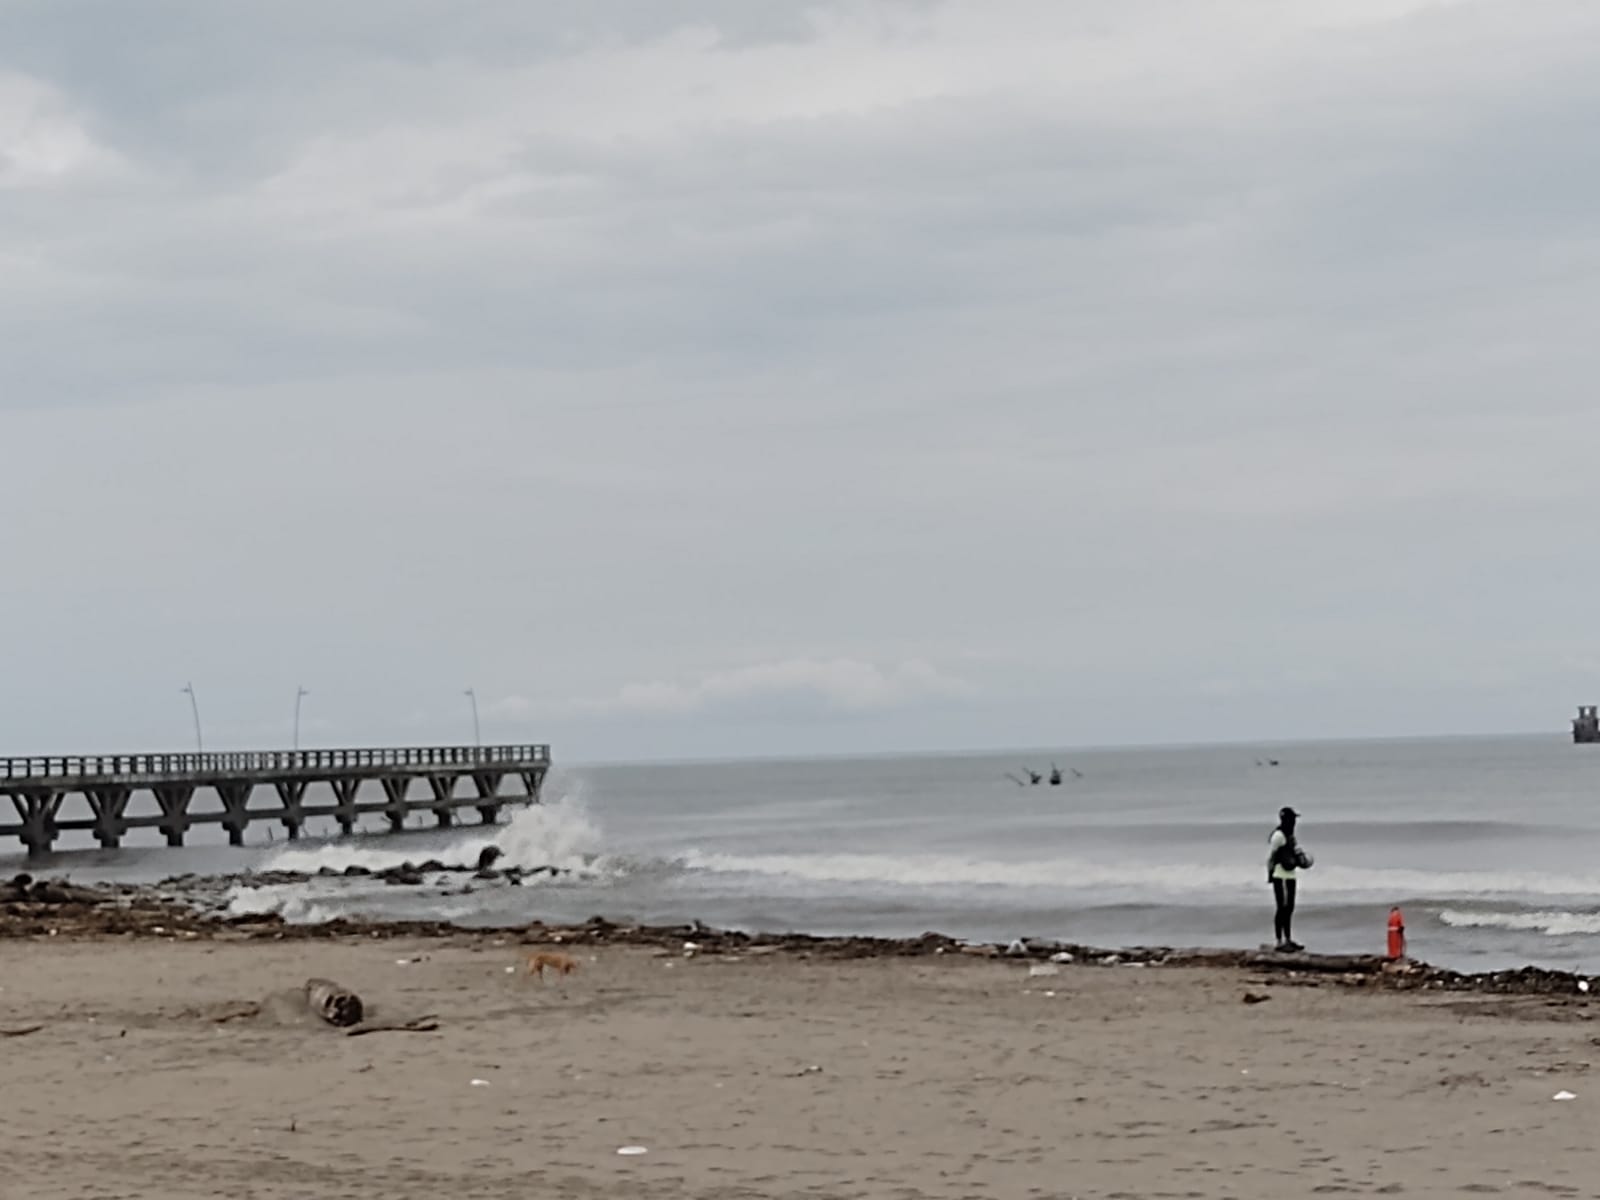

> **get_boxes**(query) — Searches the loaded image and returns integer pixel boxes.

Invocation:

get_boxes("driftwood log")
[345,1015,439,1037]
[304,978,364,1027]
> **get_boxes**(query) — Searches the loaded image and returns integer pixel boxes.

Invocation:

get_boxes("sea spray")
[253,776,604,877]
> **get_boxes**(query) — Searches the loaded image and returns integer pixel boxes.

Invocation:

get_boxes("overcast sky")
[3,0,1599,762]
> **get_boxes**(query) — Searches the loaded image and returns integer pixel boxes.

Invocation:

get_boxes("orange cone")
[1386,907,1406,961]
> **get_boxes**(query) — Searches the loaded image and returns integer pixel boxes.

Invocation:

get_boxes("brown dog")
[525,950,579,982]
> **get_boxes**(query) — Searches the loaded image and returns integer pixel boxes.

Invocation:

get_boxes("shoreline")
[2,869,1593,999]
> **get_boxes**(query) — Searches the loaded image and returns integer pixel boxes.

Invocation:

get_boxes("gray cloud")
[4,1,1599,760]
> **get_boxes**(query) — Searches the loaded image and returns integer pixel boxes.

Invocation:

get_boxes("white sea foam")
[1439,909,1600,937]
[677,848,1600,902]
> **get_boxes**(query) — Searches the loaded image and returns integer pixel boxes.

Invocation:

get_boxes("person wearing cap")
[1267,807,1304,952]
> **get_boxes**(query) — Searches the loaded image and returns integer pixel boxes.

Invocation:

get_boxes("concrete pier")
[0,744,550,857]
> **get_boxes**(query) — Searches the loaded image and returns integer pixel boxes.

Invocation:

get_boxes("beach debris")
[1027,964,1060,978]
[470,1078,491,1087]
[1553,1090,1577,1101]
[304,978,364,1027]
[1049,951,1075,963]
[1005,939,1028,957]
[1242,992,1271,1005]
[205,1001,262,1024]
[0,1025,43,1037]
[788,1064,823,1077]
[346,1016,439,1037]
[616,1145,648,1156]
[1580,980,1591,994]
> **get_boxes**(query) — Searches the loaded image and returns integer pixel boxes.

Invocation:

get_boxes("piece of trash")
[1553,1090,1577,1101]
[1005,939,1028,956]
[505,966,516,974]
[1042,990,1056,997]
[1580,980,1591,994]
[470,1079,491,1088]
[1049,951,1075,963]
[616,1145,648,1156]
[1027,964,1059,978]
[789,1064,823,1076]
[1102,955,1121,965]
[1242,992,1271,1005]
[683,941,700,952]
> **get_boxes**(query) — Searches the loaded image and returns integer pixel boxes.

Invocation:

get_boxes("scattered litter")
[505,966,516,974]
[616,1145,648,1156]
[664,961,676,969]
[1242,992,1271,1005]
[788,1064,823,1077]
[1580,981,1591,994]
[1553,1090,1577,1101]
[1049,951,1075,963]
[1028,964,1059,978]
[1005,939,1028,957]
[1043,990,1057,997]
[470,1079,491,1088]
[683,941,700,952]
[0,1025,42,1038]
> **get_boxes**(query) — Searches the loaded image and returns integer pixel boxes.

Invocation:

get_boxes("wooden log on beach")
[304,978,365,1027]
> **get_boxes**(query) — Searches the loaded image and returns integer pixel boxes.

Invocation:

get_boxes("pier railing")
[0,743,551,784]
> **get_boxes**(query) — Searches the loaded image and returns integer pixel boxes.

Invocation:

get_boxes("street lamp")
[464,688,481,749]
[294,686,309,751]
[180,682,204,753]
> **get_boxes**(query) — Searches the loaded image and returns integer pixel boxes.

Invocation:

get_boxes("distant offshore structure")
[1574,706,1600,744]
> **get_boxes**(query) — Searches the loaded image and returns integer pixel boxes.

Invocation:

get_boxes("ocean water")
[10,735,1600,973]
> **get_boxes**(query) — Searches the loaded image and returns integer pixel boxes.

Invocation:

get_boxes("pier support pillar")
[215,782,253,847]
[152,784,195,848]
[380,776,410,832]
[428,775,458,828]
[86,786,131,849]
[472,771,504,825]
[273,780,307,840]
[10,790,63,858]
[330,779,360,836]
[518,769,544,803]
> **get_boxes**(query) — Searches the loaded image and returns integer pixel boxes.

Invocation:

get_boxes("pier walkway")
[0,744,550,856]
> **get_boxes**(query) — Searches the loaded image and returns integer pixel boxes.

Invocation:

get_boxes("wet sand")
[2,933,1597,1199]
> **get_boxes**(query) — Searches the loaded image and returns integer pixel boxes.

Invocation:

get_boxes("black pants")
[1272,877,1297,944]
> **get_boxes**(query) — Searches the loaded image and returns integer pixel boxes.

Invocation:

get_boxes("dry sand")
[2,935,1597,1199]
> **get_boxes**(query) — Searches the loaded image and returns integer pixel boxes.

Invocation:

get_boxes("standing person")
[1267,806,1304,952]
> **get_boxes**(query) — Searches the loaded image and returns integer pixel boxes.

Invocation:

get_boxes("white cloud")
[0,71,118,188]
[578,658,972,717]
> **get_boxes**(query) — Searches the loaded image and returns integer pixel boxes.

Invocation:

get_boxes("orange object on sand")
[1386,907,1406,961]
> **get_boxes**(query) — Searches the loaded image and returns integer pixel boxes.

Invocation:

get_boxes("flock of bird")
[1004,757,1283,786]
[1003,763,1083,787]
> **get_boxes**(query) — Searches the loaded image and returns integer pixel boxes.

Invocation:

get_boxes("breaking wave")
[255,787,606,878]
[677,849,1600,901]
[1439,909,1600,937]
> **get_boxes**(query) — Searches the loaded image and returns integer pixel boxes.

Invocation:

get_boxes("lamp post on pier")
[293,686,309,750]
[180,682,204,753]
[464,688,481,750]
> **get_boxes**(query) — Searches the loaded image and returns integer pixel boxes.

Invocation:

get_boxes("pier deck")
[0,744,550,857]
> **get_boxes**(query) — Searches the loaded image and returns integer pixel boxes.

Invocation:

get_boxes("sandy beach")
[2,931,1597,1200]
